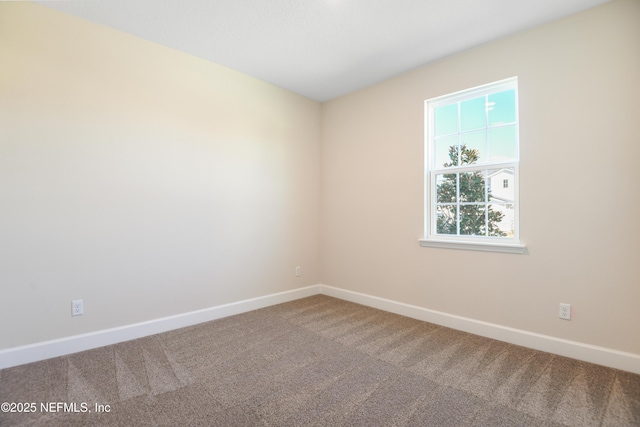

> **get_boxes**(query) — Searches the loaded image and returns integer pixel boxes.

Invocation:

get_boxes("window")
[420,77,524,253]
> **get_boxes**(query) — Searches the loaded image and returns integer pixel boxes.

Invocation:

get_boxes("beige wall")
[2,0,638,358]
[0,3,321,349]
[321,0,640,354]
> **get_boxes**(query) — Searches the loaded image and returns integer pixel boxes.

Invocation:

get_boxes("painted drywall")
[321,0,640,355]
[2,0,638,363]
[0,3,321,349]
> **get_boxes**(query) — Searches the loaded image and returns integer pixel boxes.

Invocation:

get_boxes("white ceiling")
[37,0,610,102]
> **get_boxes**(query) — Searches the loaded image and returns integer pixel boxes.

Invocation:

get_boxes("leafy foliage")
[436,145,506,236]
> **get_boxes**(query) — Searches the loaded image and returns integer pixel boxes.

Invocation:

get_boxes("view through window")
[423,77,522,252]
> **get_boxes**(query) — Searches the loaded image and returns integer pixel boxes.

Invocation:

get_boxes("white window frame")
[420,77,525,254]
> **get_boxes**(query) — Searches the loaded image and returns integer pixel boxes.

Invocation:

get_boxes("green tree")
[436,145,506,236]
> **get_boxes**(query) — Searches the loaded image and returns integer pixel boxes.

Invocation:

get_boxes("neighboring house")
[488,168,515,236]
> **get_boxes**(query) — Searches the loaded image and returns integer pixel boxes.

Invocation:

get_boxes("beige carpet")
[1,295,639,426]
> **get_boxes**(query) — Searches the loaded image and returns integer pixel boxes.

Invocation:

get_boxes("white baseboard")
[2,283,639,375]
[0,285,321,370]
[318,284,640,375]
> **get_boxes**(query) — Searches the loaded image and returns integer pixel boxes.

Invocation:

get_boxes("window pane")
[488,125,517,162]
[488,204,515,237]
[460,96,486,132]
[436,205,457,235]
[434,104,458,136]
[436,173,457,203]
[488,89,516,126]
[487,168,515,202]
[426,78,519,242]
[460,131,485,164]
[459,171,485,202]
[460,205,486,236]
[435,135,458,168]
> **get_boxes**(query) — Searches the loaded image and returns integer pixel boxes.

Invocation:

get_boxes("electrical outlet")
[72,299,84,316]
[295,266,301,277]
[559,303,571,320]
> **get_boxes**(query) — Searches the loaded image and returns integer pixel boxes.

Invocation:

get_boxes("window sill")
[419,238,526,254]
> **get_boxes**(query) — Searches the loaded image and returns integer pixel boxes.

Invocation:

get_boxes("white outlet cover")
[559,303,571,320]
[72,300,84,316]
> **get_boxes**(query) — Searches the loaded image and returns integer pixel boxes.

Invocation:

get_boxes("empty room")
[1,0,639,425]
